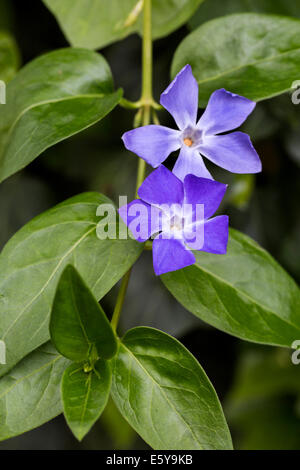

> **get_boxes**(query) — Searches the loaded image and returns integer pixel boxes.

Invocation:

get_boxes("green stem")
[119,0,162,113]
[135,105,150,196]
[111,0,153,333]
[119,97,140,110]
[111,270,131,332]
[120,98,162,111]
[152,108,160,125]
[144,240,153,250]
[135,0,152,195]
[141,0,152,106]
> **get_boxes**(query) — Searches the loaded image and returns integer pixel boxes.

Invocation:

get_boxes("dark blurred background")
[0,0,299,450]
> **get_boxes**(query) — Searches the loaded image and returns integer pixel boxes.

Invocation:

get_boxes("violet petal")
[160,65,199,130]
[199,132,262,174]
[197,89,256,135]
[153,237,196,275]
[122,125,180,168]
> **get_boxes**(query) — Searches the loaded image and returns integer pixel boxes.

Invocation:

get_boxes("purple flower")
[118,165,229,275]
[122,65,262,181]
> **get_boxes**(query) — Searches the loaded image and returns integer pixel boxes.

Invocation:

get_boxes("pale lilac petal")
[200,215,229,254]
[153,237,196,275]
[118,200,162,243]
[183,175,227,220]
[138,165,184,206]
[199,132,262,174]
[160,65,199,130]
[197,89,256,135]
[183,222,205,251]
[122,125,181,167]
[172,146,213,182]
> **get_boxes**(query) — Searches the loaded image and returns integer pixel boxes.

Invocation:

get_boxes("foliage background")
[0,0,299,449]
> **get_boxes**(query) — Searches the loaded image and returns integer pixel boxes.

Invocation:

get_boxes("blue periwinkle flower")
[122,65,262,181]
[119,166,228,275]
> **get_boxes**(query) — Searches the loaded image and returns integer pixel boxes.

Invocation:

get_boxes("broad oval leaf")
[0,342,70,441]
[172,13,300,107]
[0,30,19,82]
[43,0,205,50]
[50,265,117,361]
[111,327,233,450]
[189,0,300,30]
[161,229,300,347]
[62,360,111,441]
[150,0,206,40]
[0,48,122,183]
[0,192,143,377]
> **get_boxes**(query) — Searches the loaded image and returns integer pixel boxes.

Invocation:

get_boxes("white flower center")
[182,126,203,148]
[169,215,184,232]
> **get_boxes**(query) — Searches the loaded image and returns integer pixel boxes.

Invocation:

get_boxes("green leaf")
[50,265,117,361]
[0,342,70,441]
[62,359,111,441]
[172,13,300,106]
[189,0,300,30]
[161,229,300,347]
[42,0,205,50]
[0,30,19,82]
[111,327,233,450]
[147,0,206,41]
[0,192,143,377]
[0,48,122,183]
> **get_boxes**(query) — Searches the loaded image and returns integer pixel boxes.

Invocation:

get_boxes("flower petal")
[138,165,184,207]
[198,215,229,254]
[160,65,199,130]
[153,237,196,275]
[122,125,181,167]
[118,199,162,243]
[199,132,262,174]
[184,175,227,220]
[173,145,213,182]
[197,89,256,135]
